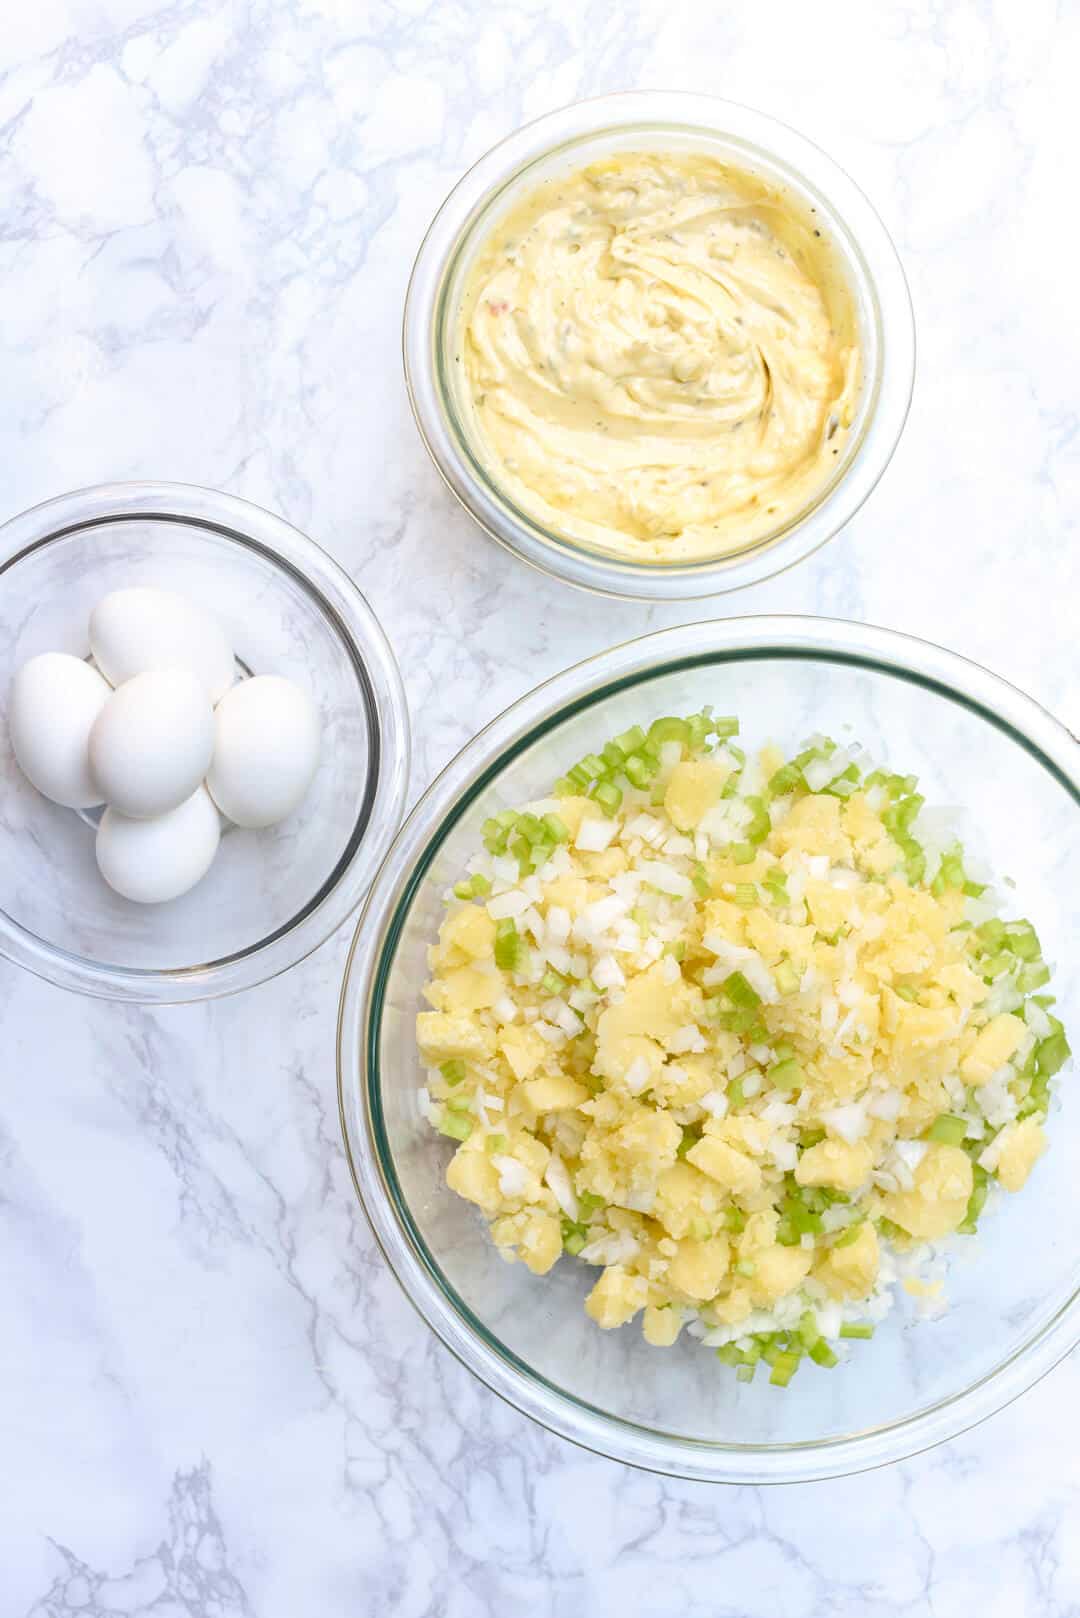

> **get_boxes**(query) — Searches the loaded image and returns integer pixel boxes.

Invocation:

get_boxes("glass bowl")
[0,482,409,1003]
[404,92,915,601]
[338,617,1078,1483]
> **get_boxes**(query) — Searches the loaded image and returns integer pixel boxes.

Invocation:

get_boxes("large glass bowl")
[404,93,915,600]
[338,618,1078,1483]
[0,483,409,1003]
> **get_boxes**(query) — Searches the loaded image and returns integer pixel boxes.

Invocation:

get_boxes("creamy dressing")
[458,153,861,562]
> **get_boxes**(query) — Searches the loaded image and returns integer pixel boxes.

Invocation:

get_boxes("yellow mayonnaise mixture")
[458,153,861,562]
[415,719,1066,1373]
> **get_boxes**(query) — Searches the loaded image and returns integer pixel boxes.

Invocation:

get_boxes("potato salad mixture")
[416,713,1069,1385]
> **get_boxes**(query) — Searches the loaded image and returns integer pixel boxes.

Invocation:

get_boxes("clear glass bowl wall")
[339,620,1078,1481]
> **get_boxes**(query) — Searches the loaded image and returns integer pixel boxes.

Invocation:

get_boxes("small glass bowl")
[0,482,409,1003]
[338,617,1078,1483]
[404,92,915,601]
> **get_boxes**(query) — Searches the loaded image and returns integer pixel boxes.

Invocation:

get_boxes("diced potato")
[771,793,851,862]
[992,1118,1047,1192]
[804,879,856,938]
[596,961,697,1051]
[711,1285,753,1325]
[795,1138,873,1193]
[593,1031,665,1090]
[522,1074,589,1112]
[585,1265,649,1328]
[434,965,502,1013]
[667,1235,730,1300]
[816,1223,879,1300]
[416,1011,495,1064]
[542,875,591,916]
[498,1024,549,1081]
[686,1135,762,1197]
[518,1210,562,1274]
[961,1014,1027,1084]
[842,794,899,877]
[653,1161,716,1239]
[446,1147,503,1213]
[749,1242,813,1304]
[880,1143,973,1239]
[441,904,496,961]
[610,1106,682,1170]
[643,1304,683,1347]
[664,759,730,831]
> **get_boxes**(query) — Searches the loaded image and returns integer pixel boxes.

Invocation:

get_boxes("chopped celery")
[624,752,658,789]
[542,967,569,996]
[722,970,762,1010]
[809,1339,839,1368]
[725,1205,747,1233]
[839,1321,874,1340]
[831,1219,866,1248]
[677,1126,702,1159]
[770,1057,803,1091]
[767,763,802,797]
[925,1112,968,1146]
[591,779,623,816]
[743,796,771,845]
[438,1112,472,1142]
[614,724,647,756]
[727,1078,745,1110]
[647,717,690,747]
[691,861,711,897]
[1017,961,1051,993]
[769,1352,801,1387]
[1004,920,1042,961]
[975,917,1006,950]
[712,716,739,739]
[735,1362,756,1383]
[1036,1028,1071,1077]
[484,1132,507,1155]
[541,812,570,844]
[664,940,687,962]
[494,918,524,973]
[731,841,756,865]
[578,1191,603,1218]
[774,960,800,996]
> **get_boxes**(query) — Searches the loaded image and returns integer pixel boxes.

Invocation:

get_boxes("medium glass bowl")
[338,617,1078,1483]
[0,482,409,1003]
[404,92,915,600]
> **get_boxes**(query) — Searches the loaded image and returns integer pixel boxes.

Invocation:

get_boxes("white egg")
[89,669,214,819]
[207,675,320,828]
[96,786,221,904]
[8,652,112,808]
[89,586,236,703]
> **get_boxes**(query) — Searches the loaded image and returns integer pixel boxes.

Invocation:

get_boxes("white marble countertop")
[2,1,1078,1612]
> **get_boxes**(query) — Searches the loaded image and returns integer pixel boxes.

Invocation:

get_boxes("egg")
[8,652,112,807]
[207,675,320,828]
[89,586,235,703]
[89,669,214,819]
[96,786,222,904]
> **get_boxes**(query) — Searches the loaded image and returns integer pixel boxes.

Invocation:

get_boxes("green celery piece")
[440,1059,466,1086]
[770,1058,803,1091]
[731,842,756,865]
[768,762,803,797]
[614,724,647,756]
[484,1132,508,1155]
[1036,1030,1070,1077]
[438,1112,472,1142]
[774,960,800,996]
[809,1339,839,1367]
[743,795,771,845]
[677,1126,702,1159]
[769,1352,801,1387]
[542,812,570,844]
[722,970,762,1010]
[839,1321,874,1340]
[591,779,623,816]
[691,862,710,897]
[648,716,690,748]
[494,918,523,973]
[924,1112,968,1146]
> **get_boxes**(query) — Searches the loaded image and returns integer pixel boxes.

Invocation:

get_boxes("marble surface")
[2,0,1078,1612]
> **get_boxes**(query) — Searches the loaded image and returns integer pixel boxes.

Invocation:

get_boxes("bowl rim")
[0,480,410,1004]
[337,614,1079,1484]
[403,91,916,601]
